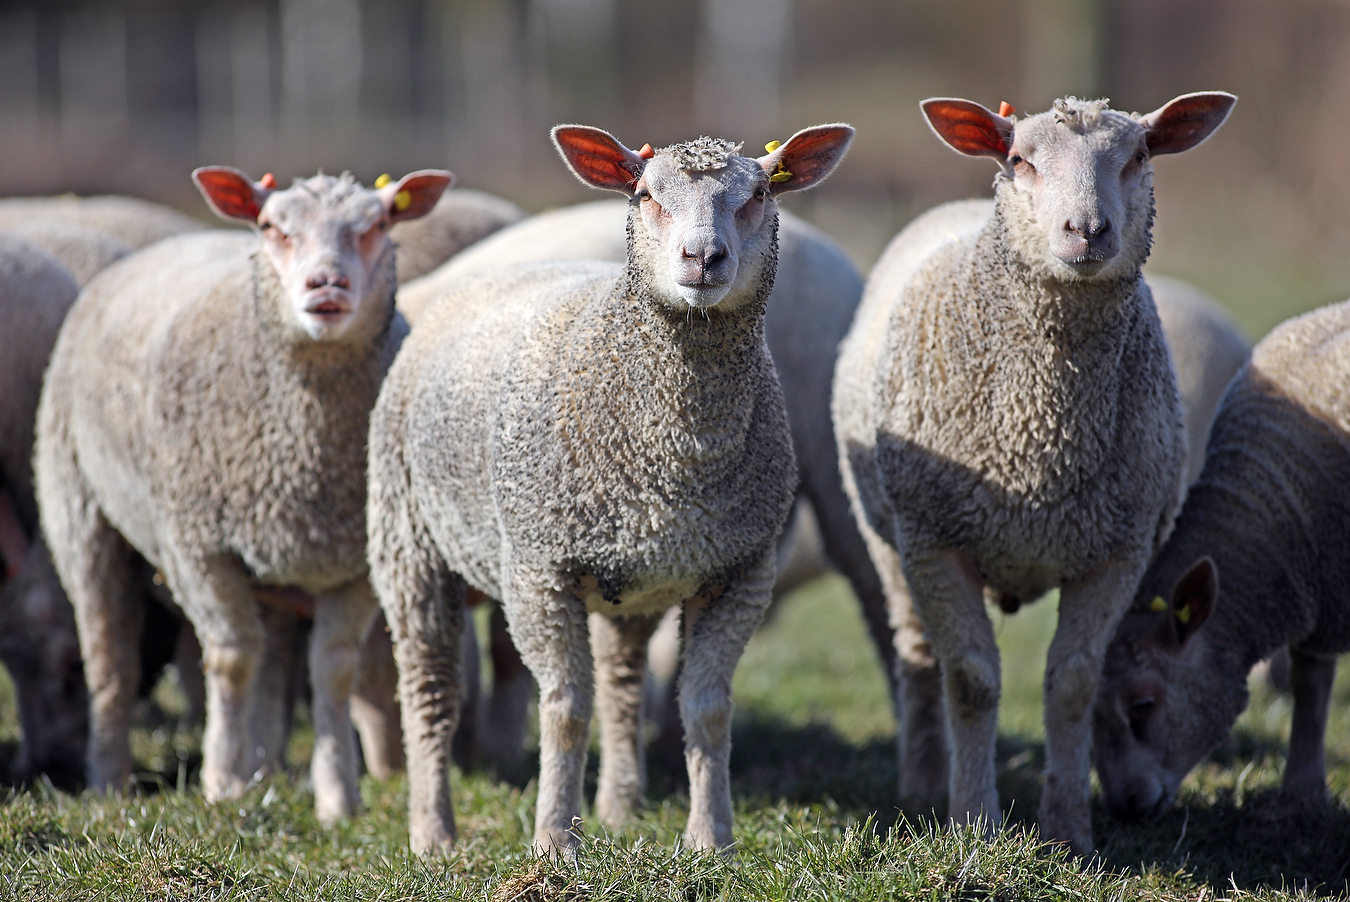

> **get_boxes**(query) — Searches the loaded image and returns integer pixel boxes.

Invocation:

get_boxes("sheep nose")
[1065,215,1111,241]
[306,271,350,290]
[681,241,728,269]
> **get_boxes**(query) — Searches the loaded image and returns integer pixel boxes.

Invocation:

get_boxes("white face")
[255,177,393,341]
[1002,108,1153,282]
[631,154,775,311]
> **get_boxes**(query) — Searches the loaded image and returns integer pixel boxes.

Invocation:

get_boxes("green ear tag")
[1150,596,1167,612]
[1176,604,1192,625]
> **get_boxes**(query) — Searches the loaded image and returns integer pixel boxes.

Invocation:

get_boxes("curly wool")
[662,136,744,172]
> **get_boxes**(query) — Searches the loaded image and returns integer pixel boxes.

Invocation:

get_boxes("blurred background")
[0,0,1345,337]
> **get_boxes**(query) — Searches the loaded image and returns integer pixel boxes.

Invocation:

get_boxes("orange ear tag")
[638,144,655,160]
[998,101,1015,118]
[260,173,277,189]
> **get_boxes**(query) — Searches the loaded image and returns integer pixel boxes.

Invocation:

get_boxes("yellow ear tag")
[770,170,793,183]
[764,140,782,153]
[1176,604,1191,625]
[374,173,393,189]
[1150,596,1167,612]
[394,189,412,212]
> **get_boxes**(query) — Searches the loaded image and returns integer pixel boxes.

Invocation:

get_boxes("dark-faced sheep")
[35,167,450,824]
[367,124,853,854]
[832,93,1234,853]
[1094,298,1350,822]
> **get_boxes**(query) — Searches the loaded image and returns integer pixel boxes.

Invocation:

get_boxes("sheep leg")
[350,610,406,779]
[451,608,483,769]
[901,548,999,831]
[1041,552,1145,855]
[476,600,534,766]
[1283,648,1335,799]
[501,576,593,854]
[249,603,302,777]
[308,578,378,826]
[168,555,266,802]
[60,514,143,792]
[679,551,776,850]
[591,611,661,828]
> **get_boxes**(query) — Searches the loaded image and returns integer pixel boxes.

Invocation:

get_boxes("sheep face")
[552,124,854,312]
[921,92,1236,284]
[1093,557,1239,822]
[193,167,453,341]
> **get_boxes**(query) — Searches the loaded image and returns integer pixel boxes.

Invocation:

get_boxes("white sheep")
[367,123,853,853]
[35,166,451,823]
[389,188,525,284]
[0,194,206,252]
[1094,297,1350,821]
[832,93,1235,853]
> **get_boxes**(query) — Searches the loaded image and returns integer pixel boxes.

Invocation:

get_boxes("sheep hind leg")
[501,575,593,855]
[350,610,405,779]
[1041,551,1148,856]
[592,611,661,828]
[249,604,303,779]
[308,578,379,826]
[901,548,999,832]
[476,600,533,767]
[1282,648,1335,800]
[679,550,776,851]
[855,516,946,806]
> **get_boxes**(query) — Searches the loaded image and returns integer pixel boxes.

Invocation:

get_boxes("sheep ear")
[757,124,854,195]
[1139,92,1237,156]
[921,99,1013,158]
[192,166,272,223]
[1168,556,1217,646]
[552,125,648,194]
[379,169,455,224]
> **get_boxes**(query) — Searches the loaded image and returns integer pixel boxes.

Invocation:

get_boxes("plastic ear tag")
[1150,596,1168,612]
[998,101,1015,117]
[1175,604,1192,625]
[260,173,277,189]
[638,144,655,160]
[394,189,412,212]
[374,173,393,189]
[764,140,782,153]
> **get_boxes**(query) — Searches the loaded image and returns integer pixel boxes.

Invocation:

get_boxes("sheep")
[0,221,131,287]
[35,166,451,823]
[389,188,525,284]
[367,123,854,854]
[832,93,1235,853]
[1093,297,1350,822]
[0,194,206,252]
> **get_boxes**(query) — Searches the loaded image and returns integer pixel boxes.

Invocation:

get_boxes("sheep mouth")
[303,295,352,319]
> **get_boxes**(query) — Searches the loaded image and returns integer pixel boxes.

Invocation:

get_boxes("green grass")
[0,576,1347,900]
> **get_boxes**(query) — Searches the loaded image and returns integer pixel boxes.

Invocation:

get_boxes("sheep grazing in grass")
[1094,298,1350,821]
[35,166,451,823]
[389,188,524,284]
[367,123,853,853]
[832,92,1235,853]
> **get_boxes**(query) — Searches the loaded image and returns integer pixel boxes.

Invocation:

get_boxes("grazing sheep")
[1094,297,1350,821]
[832,93,1234,853]
[368,123,853,853]
[36,166,451,823]
[389,188,525,284]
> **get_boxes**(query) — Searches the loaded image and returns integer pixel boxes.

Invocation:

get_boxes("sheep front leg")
[591,611,661,828]
[1042,552,1146,855]
[309,578,378,826]
[901,548,1000,831]
[169,555,266,802]
[679,551,776,850]
[502,576,592,854]
[249,604,303,778]
[1283,648,1336,799]
[350,610,405,779]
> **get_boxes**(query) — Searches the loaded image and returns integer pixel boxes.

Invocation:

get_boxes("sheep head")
[1092,556,1243,823]
[922,92,1235,284]
[193,167,453,341]
[551,123,853,312]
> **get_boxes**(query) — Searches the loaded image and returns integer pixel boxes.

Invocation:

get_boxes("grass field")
[0,574,1346,900]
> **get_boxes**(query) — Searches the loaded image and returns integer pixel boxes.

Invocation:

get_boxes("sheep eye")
[1134,150,1147,164]
[754,186,770,201]
[1130,697,1155,716]
[1009,154,1024,166]
[636,188,652,201]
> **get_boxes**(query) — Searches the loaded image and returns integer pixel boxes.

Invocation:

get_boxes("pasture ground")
[0,574,1346,900]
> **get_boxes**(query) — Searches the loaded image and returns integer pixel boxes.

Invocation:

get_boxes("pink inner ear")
[195,169,261,221]
[555,128,641,190]
[923,100,1010,157]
